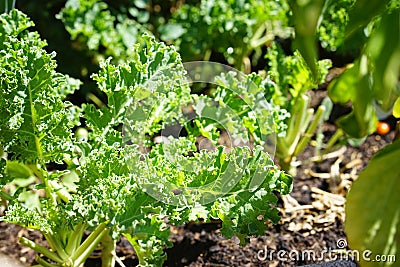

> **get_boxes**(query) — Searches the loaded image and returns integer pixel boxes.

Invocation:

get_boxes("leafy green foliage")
[0,9,292,267]
[394,98,400,118]
[130,140,291,244]
[57,0,150,63]
[266,43,331,109]
[188,72,290,147]
[345,139,400,267]
[86,34,191,146]
[265,43,331,171]
[163,0,291,69]
[317,0,356,51]
[291,0,400,138]
[328,7,400,138]
[344,0,390,38]
[0,9,80,164]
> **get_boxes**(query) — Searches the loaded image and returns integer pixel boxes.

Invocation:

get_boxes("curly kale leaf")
[57,0,149,63]
[86,35,191,146]
[203,146,291,244]
[185,71,289,147]
[129,139,292,230]
[266,42,331,109]
[123,206,171,267]
[0,10,80,164]
[71,142,172,266]
[0,202,53,233]
[165,0,291,67]
[213,72,290,140]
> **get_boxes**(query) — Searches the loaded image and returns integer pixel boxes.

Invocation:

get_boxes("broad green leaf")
[345,0,390,38]
[328,59,377,138]
[6,161,32,179]
[393,97,400,118]
[327,64,357,104]
[328,7,400,138]
[345,140,400,267]
[289,0,325,80]
[367,10,400,112]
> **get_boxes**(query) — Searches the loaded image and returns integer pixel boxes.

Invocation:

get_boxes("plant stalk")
[129,235,146,265]
[35,256,59,267]
[101,230,116,267]
[19,237,63,264]
[65,223,86,256]
[322,128,344,156]
[72,222,108,266]
[43,233,69,260]
[294,105,326,156]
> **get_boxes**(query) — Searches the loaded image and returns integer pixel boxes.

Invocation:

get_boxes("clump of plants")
[290,1,400,265]
[0,9,292,267]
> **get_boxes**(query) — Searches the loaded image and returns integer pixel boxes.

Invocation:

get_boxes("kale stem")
[321,128,344,157]
[0,190,13,201]
[30,164,57,205]
[19,237,63,263]
[101,230,116,267]
[72,222,108,266]
[65,223,86,256]
[35,256,59,267]
[294,105,326,156]
[43,233,69,260]
[129,235,146,265]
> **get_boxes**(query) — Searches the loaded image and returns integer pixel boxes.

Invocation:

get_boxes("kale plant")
[0,9,292,267]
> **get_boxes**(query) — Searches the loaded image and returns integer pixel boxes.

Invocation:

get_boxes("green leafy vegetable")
[265,42,331,172]
[0,10,80,164]
[163,0,291,70]
[0,10,292,267]
[57,0,150,63]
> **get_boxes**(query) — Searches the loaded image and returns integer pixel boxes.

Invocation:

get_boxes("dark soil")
[0,89,396,267]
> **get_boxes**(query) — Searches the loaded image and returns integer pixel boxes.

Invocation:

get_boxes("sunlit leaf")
[367,10,400,112]
[346,140,400,267]
[393,97,400,118]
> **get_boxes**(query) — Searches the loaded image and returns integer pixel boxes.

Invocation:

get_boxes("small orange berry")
[376,121,390,135]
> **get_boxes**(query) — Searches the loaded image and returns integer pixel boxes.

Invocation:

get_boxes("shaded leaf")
[345,0,390,38]
[289,0,325,80]
[328,59,377,138]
